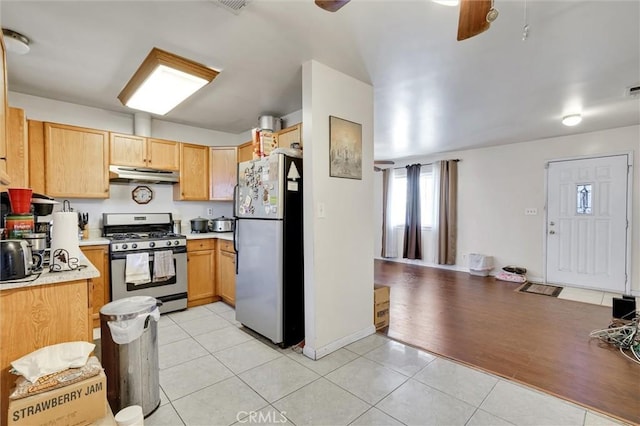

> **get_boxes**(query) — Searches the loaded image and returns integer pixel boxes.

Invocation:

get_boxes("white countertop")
[186,232,233,241]
[0,255,100,291]
[79,238,110,246]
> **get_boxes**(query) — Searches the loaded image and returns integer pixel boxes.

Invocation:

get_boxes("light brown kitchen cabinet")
[81,245,110,328]
[110,134,180,171]
[44,122,109,198]
[275,123,302,149]
[210,146,237,201]
[110,133,146,167]
[0,107,28,191]
[217,239,236,306]
[174,142,209,200]
[237,140,253,163]
[0,36,9,185]
[187,239,218,307]
[28,120,46,194]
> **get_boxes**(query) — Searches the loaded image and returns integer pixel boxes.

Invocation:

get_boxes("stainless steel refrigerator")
[234,152,304,347]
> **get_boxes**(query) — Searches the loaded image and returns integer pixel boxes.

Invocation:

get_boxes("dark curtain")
[437,160,458,265]
[403,164,422,259]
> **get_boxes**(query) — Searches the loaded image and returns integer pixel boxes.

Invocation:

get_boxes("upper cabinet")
[110,133,179,171]
[237,141,253,164]
[174,142,209,200]
[0,36,9,185]
[210,147,237,201]
[0,108,28,191]
[44,123,109,198]
[275,123,302,149]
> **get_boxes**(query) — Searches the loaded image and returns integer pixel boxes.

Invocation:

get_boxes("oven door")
[110,247,187,304]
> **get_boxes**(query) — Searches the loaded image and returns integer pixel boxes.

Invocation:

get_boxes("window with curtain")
[390,166,435,227]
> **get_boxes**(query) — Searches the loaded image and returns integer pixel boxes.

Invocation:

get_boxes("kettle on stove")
[0,239,34,281]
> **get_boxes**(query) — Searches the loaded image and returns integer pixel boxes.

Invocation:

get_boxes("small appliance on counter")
[208,216,234,233]
[0,239,35,281]
[190,217,208,233]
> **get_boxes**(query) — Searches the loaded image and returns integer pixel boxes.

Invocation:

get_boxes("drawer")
[187,239,216,251]
[218,240,234,253]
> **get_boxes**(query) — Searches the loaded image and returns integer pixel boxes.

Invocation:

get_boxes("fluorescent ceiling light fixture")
[562,114,582,126]
[2,29,30,55]
[118,48,219,115]
[433,0,459,6]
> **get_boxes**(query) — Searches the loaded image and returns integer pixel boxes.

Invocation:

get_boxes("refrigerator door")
[235,218,284,343]
[236,155,287,220]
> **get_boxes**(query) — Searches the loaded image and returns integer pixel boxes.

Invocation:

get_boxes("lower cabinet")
[81,245,110,328]
[187,239,218,307]
[217,239,236,306]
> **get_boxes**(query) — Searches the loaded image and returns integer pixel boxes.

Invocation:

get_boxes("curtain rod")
[392,159,460,170]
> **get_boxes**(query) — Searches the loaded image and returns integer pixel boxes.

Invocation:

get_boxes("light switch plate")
[317,202,326,218]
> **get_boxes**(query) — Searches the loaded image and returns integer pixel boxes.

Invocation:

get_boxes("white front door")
[546,154,630,292]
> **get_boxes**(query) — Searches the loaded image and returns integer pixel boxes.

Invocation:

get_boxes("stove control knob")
[132,243,138,249]
[174,240,180,246]
[149,242,156,248]
[122,244,128,249]
[166,241,172,246]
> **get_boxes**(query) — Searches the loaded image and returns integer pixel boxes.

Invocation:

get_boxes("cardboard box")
[374,285,390,329]
[8,371,106,426]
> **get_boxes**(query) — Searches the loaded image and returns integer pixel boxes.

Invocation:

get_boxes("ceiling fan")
[374,160,395,172]
[314,0,498,41]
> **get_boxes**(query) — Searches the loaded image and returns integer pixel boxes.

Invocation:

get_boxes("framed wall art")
[329,116,362,180]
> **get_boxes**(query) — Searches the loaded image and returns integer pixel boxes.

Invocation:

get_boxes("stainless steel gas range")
[103,213,187,314]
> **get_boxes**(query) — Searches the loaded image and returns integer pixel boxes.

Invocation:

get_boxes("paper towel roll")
[50,212,81,271]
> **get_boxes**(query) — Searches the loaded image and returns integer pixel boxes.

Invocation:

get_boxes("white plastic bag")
[11,341,95,383]
[108,308,159,345]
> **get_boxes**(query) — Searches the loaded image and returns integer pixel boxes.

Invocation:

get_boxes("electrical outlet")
[207,208,213,216]
[525,208,538,216]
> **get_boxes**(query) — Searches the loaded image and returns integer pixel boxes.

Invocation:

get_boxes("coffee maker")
[1,191,57,245]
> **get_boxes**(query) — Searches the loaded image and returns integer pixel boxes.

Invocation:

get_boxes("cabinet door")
[237,141,253,163]
[148,138,180,171]
[81,245,110,328]
[187,249,215,306]
[218,249,236,306]
[28,120,46,194]
[0,107,28,191]
[276,124,302,149]
[45,123,109,198]
[174,143,209,200]
[210,147,237,200]
[110,133,146,167]
[0,36,9,185]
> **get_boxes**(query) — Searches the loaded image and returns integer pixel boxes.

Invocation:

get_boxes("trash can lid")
[100,296,159,320]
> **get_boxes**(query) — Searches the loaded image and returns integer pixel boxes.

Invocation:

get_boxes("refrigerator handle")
[232,184,239,217]
[234,220,239,274]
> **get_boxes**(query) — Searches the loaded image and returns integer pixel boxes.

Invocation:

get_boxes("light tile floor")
[557,286,639,308]
[136,302,628,426]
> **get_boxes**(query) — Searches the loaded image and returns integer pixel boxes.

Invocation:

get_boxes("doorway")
[546,154,631,293]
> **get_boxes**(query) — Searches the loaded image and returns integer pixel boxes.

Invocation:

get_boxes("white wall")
[302,60,375,359]
[374,125,640,294]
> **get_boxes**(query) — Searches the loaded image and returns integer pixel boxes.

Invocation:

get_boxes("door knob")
[549,221,555,226]
[549,230,556,235]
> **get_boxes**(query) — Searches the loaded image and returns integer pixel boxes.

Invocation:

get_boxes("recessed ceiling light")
[562,114,582,127]
[433,0,459,6]
[2,29,30,55]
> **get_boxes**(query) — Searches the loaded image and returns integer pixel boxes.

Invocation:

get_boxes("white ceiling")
[1,0,639,161]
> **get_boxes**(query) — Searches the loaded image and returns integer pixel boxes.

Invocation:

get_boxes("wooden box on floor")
[8,371,106,426]
[374,285,390,329]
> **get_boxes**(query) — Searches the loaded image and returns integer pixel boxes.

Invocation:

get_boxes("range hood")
[109,165,179,184]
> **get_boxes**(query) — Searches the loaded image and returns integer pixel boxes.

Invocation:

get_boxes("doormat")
[516,282,563,297]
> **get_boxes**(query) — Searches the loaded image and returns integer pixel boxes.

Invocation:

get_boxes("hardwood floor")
[374,259,640,425]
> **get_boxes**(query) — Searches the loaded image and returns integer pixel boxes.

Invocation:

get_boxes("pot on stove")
[190,217,209,233]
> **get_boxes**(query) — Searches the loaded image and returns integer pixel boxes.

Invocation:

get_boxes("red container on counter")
[5,213,35,239]
[7,188,33,214]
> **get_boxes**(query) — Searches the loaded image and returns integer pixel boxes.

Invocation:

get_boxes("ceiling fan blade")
[457,0,492,41]
[315,0,350,12]
[374,160,395,165]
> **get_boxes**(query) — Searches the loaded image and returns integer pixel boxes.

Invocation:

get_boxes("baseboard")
[303,325,376,360]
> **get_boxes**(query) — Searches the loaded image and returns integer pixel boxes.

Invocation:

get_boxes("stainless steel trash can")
[100,296,161,417]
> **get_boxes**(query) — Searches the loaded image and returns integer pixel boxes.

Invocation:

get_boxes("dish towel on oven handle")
[153,250,175,282]
[125,252,151,285]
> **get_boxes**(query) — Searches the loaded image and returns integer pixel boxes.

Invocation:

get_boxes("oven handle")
[110,247,187,260]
